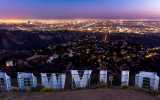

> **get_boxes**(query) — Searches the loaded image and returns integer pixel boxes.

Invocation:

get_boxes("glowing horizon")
[0,0,160,19]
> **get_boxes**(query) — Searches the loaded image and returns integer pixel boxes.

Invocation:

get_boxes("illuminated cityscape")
[0,19,160,34]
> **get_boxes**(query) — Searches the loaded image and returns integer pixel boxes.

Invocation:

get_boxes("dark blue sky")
[0,0,160,19]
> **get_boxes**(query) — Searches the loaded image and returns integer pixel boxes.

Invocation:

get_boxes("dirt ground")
[0,88,159,100]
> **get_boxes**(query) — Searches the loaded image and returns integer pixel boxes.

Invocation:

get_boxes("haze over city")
[0,0,160,19]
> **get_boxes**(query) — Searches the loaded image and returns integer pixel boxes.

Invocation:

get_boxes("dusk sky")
[0,0,160,19]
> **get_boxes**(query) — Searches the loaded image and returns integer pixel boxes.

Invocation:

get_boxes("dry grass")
[0,88,159,100]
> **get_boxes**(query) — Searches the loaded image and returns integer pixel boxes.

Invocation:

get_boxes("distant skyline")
[0,0,160,19]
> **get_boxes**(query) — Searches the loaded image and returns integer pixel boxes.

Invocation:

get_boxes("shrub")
[12,87,19,92]
[122,86,128,89]
[40,88,54,92]
[31,86,43,92]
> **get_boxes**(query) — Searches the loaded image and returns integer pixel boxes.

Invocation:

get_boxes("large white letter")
[135,72,159,91]
[71,70,92,88]
[121,70,129,87]
[99,70,107,84]
[17,72,37,90]
[41,73,66,89]
[0,72,11,91]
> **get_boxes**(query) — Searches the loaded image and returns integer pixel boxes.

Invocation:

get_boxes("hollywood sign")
[0,70,159,91]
